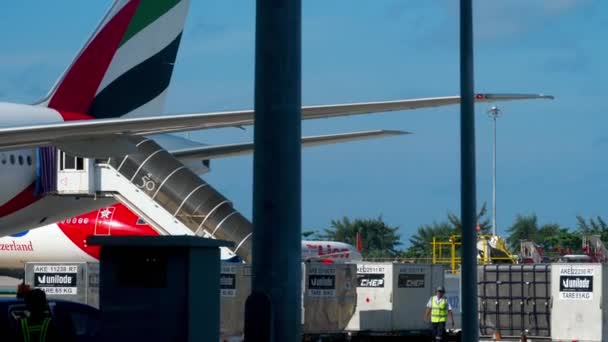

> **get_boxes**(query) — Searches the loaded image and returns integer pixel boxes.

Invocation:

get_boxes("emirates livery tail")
[40,0,190,119]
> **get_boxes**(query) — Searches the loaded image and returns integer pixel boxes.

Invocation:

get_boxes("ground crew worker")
[424,286,454,341]
[16,289,60,342]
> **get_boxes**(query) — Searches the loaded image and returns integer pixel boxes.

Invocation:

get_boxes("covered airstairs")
[50,138,252,262]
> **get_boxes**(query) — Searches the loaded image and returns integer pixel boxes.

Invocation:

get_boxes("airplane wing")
[0,93,553,152]
[172,130,408,160]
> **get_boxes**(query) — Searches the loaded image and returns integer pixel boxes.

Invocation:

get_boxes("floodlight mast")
[487,105,502,237]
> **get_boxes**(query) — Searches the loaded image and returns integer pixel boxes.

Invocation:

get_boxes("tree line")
[306,204,608,259]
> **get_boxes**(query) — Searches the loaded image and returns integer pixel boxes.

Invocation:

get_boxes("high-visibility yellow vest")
[19,317,52,342]
[431,296,448,323]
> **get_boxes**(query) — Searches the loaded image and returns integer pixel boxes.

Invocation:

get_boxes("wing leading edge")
[0,93,553,152]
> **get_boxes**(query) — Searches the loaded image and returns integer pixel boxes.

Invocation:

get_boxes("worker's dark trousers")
[431,322,446,341]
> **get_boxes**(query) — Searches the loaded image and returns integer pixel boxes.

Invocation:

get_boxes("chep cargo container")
[25,262,99,308]
[478,264,551,338]
[345,263,445,334]
[551,263,608,342]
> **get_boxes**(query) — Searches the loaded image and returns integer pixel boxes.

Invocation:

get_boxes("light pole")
[487,105,501,237]
[459,0,479,340]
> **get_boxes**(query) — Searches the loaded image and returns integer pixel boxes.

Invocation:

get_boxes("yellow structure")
[432,235,516,273]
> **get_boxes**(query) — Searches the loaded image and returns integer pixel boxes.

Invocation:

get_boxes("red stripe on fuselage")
[48,0,141,117]
[0,183,41,218]
[57,204,159,260]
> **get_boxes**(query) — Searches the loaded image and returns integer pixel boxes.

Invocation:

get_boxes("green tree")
[542,227,582,255]
[406,221,456,258]
[320,216,401,258]
[506,214,540,251]
[405,203,492,258]
[576,215,608,241]
[447,202,492,235]
[506,214,580,254]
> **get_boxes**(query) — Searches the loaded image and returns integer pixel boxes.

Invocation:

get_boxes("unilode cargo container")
[220,263,251,339]
[345,263,445,334]
[551,263,608,342]
[25,262,99,308]
[478,264,551,338]
[219,262,358,341]
[302,263,357,335]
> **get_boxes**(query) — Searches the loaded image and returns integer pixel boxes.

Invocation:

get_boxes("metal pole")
[493,115,496,236]
[246,0,301,340]
[487,106,501,237]
[459,0,479,341]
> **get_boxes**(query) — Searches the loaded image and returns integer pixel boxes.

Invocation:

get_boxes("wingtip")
[380,129,412,135]
[478,93,555,101]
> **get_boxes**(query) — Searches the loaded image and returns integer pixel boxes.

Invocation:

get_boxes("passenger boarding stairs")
[520,240,544,264]
[51,138,252,262]
[583,235,608,263]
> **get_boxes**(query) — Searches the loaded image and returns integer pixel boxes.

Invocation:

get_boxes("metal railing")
[431,235,516,273]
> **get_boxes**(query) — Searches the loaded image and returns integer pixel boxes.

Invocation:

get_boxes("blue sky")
[1,1,607,246]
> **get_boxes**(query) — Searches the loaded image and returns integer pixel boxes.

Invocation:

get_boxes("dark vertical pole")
[460,0,479,341]
[247,0,301,340]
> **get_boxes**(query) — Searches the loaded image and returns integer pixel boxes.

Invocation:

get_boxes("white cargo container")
[25,262,99,308]
[551,263,608,342]
[445,272,461,329]
[302,263,357,335]
[220,263,251,340]
[219,262,358,341]
[345,263,445,333]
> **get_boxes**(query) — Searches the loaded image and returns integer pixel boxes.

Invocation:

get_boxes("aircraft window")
[26,156,32,166]
[60,151,84,171]
[18,155,23,165]
[136,217,147,225]
[10,155,15,165]
[1,154,5,164]
[64,155,76,169]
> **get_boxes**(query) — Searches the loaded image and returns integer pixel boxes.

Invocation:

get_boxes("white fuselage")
[0,214,363,273]
[0,225,95,270]
[301,240,363,262]
[0,102,115,236]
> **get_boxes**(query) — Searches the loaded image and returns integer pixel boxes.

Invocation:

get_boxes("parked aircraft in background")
[0,204,362,277]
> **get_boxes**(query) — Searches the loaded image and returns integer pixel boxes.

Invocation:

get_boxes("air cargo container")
[302,263,357,336]
[220,263,251,340]
[550,263,608,342]
[219,262,359,341]
[445,272,461,329]
[25,262,99,308]
[478,264,551,338]
[345,263,445,337]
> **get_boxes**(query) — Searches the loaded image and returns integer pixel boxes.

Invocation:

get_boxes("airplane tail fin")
[41,0,190,119]
[356,231,363,252]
